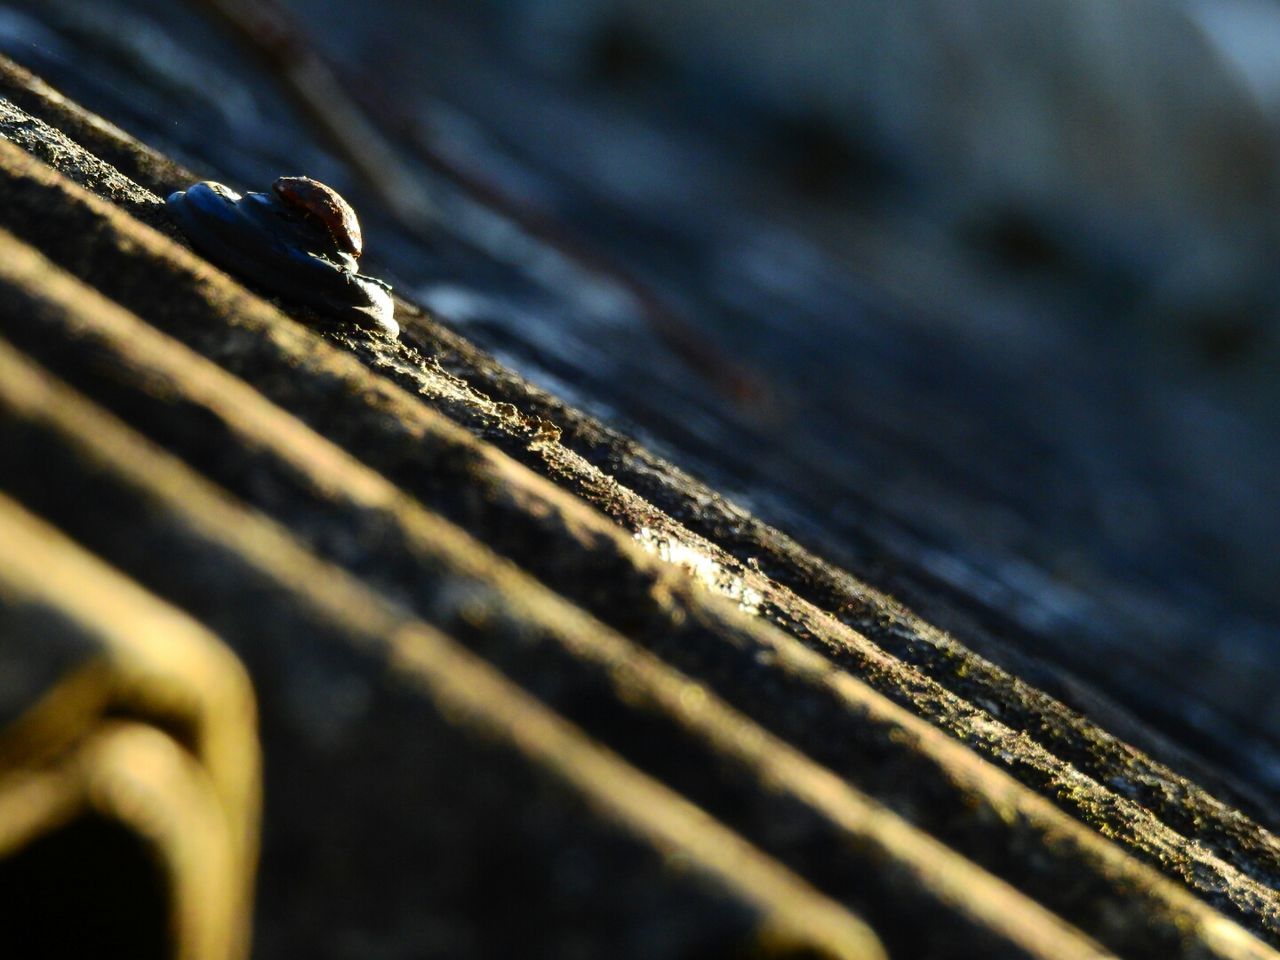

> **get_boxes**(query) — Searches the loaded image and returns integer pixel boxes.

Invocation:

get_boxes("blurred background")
[2,0,1279,793]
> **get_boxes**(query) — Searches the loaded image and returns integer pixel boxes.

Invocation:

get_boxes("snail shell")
[273,175,364,258]
[166,178,396,338]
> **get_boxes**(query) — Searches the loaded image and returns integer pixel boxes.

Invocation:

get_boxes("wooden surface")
[0,4,1278,957]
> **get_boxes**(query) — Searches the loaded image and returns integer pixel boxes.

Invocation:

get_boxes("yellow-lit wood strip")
[0,495,260,886]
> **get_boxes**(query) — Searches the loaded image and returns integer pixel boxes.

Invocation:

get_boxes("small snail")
[166,176,396,337]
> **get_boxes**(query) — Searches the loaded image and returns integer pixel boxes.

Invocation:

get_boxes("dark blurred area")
[2,0,1279,793]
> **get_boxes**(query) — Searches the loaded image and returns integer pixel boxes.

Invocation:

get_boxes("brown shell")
[272,176,363,258]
